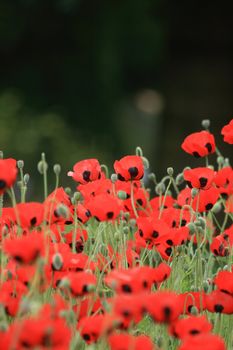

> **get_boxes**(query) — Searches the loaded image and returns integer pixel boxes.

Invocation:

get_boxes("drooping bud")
[111,173,118,183]
[117,191,128,200]
[23,173,30,185]
[167,167,174,176]
[53,164,61,176]
[52,253,63,271]
[17,160,24,169]
[155,182,165,195]
[201,119,210,129]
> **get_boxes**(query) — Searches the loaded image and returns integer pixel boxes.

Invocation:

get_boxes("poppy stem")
[130,181,138,218]
[0,194,3,217]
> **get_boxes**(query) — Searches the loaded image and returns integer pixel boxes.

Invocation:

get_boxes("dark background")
[1,0,233,197]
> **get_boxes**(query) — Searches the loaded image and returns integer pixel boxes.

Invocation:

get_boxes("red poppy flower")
[109,294,145,327]
[74,203,91,223]
[178,333,226,350]
[181,131,216,157]
[14,316,71,349]
[213,166,233,196]
[214,270,233,295]
[221,119,233,144]
[78,178,112,199]
[44,187,72,224]
[0,280,28,316]
[59,271,97,297]
[136,217,170,245]
[191,187,220,212]
[3,232,44,264]
[0,158,18,194]
[16,202,44,228]
[183,167,215,190]
[108,333,155,350]
[64,227,88,253]
[105,267,154,294]
[68,158,102,184]
[160,207,192,228]
[178,291,206,314]
[204,290,233,314]
[73,297,103,320]
[86,193,122,221]
[144,291,183,323]
[210,235,230,257]
[170,315,212,339]
[114,155,144,181]
[78,314,122,344]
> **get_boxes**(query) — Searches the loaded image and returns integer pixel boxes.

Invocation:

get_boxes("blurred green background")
[1,0,233,197]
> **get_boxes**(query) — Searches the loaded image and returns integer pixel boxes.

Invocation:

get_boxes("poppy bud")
[117,190,128,200]
[148,172,156,182]
[56,204,69,219]
[191,188,198,198]
[190,306,199,315]
[217,156,224,166]
[52,253,64,271]
[111,174,118,183]
[201,119,210,129]
[176,173,184,185]
[212,202,222,214]
[17,160,24,169]
[114,232,121,241]
[123,226,129,235]
[129,219,136,228]
[37,160,47,174]
[53,164,61,175]
[65,187,72,195]
[187,222,196,235]
[223,265,229,270]
[155,183,165,195]
[0,151,3,159]
[224,158,230,167]
[167,167,174,176]
[59,277,70,289]
[23,173,30,185]
[73,191,81,203]
[195,217,206,229]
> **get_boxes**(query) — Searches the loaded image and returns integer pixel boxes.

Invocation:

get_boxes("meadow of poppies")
[0,119,233,349]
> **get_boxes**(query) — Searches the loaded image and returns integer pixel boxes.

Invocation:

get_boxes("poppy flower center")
[0,179,6,189]
[83,171,91,182]
[214,304,224,313]
[199,177,208,187]
[128,167,139,179]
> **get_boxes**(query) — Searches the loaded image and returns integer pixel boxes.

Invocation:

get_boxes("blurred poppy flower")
[204,290,233,314]
[114,155,144,181]
[181,131,216,157]
[221,119,233,144]
[0,158,18,195]
[214,270,233,295]
[170,315,212,339]
[178,333,226,350]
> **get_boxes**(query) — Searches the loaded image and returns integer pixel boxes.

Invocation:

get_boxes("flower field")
[0,119,233,349]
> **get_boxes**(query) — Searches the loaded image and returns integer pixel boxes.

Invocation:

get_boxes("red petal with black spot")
[191,186,220,212]
[59,271,97,297]
[16,202,44,228]
[78,178,112,199]
[68,158,102,184]
[144,291,183,323]
[179,291,206,314]
[213,166,233,196]
[86,193,122,222]
[3,232,45,264]
[214,270,233,295]
[0,158,18,195]
[183,167,215,190]
[169,315,212,339]
[178,333,226,350]
[114,155,144,181]
[181,130,216,157]
[221,119,233,144]
[204,290,233,314]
